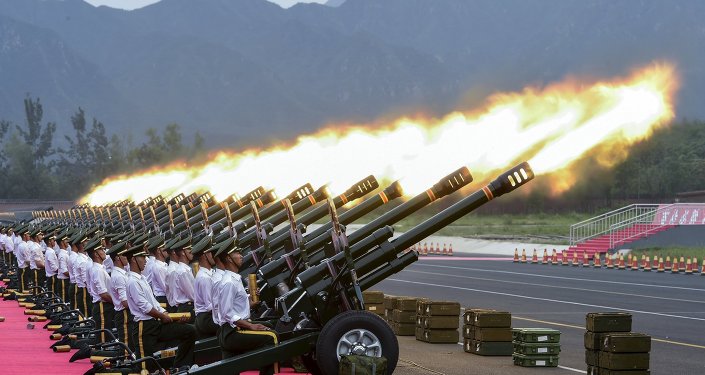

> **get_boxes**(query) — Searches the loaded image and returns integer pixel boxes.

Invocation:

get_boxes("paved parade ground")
[376,254,705,374]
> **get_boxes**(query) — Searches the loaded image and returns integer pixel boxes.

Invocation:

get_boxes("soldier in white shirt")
[28,230,46,289]
[123,243,196,371]
[165,245,180,313]
[75,236,92,316]
[16,229,31,292]
[56,233,71,302]
[191,238,219,338]
[4,227,15,267]
[86,238,115,342]
[146,237,169,310]
[68,234,80,309]
[209,244,227,329]
[106,241,132,350]
[44,234,59,294]
[214,239,276,375]
[172,238,196,318]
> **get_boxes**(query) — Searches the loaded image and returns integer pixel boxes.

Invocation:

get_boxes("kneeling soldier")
[124,240,196,371]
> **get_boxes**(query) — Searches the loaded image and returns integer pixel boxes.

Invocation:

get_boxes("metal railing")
[609,203,705,248]
[569,204,662,246]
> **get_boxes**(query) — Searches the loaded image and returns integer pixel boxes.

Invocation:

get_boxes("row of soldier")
[0,220,277,374]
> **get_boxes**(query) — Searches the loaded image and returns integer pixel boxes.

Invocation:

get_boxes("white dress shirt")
[89,262,111,303]
[109,266,129,311]
[165,261,178,307]
[217,270,250,328]
[56,248,70,279]
[210,269,226,325]
[143,256,154,285]
[150,259,168,297]
[76,253,91,288]
[68,251,78,283]
[174,262,195,304]
[16,241,29,268]
[103,256,114,274]
[126,271,165,321]
[28,241,44,270]
[194,267,214,314]
[45,247,58,277]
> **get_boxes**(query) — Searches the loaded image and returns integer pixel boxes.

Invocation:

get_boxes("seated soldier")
[214,239,277,375]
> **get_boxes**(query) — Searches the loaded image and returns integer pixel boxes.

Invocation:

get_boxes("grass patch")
[630,247,705,261]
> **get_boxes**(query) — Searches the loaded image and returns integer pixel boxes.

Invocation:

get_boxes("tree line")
[0,96,205,199]
[1,96,703,209]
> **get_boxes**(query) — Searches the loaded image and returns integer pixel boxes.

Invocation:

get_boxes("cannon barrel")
[239,175,381,273]
[286,162,534,317]
[258,166,472,287]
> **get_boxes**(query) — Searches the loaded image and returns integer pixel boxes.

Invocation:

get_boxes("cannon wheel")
[315,310,398,375]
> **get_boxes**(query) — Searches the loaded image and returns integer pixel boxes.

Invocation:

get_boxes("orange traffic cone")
[593,253,601,268]
[679,256,686,270]
[700,258,705,276]
[657,257,665,272]
[561,250,568,266]
[531,249,539,264]
[627,253,633,267]
[651,256,659,270]
[685,258,693,275]
[542,249,548,265]
[513,248,519,263]
[442,243,448,256]
[618,254,626,270]
[422,242,428,256]
[631,256,639,271]
[582,252,589,267]
[551,249,558,265]
[436,243,441,255]
[665,256,672,271]
[521,249,527,263]
[448,244,453,256]
[692,257,698,274]
[640,254,646,269]
[672,258,680,273]
[605,254,613,269]
[643,256,651,272]
[572,251,579,267]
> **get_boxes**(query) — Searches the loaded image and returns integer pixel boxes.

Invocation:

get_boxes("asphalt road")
[374,256,705,374]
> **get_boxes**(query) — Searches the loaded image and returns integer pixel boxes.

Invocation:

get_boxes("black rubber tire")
[315,310,398,375]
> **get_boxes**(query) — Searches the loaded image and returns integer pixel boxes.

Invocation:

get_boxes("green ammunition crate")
[394,297,421,312]
[512,353,559,367]
[463,326,512,341]
[391,322,415,336]
[392,309,416,324]
[585,349,600,366]
[416,329,459,343]
[513,341,561,355]
[422,315,459,329]
[415,326,424,340]
[587,365,599,375]
[602,333,651,353]
[419,301,461,316]
[463,339,513,356]
[585,331,606,350]
[365,303,384,315]
[512,328,561,343]
[597,369,651,375]
[384,295,397,310]
[362,290,385,304]
[463,309,511,327]
[598,352,650,370]
[586,312,632,333]
[385,308,394,321]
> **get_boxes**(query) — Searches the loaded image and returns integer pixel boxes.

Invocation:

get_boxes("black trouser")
[46,275,56,294]
[57,278,69,303]
[19,267,28,292]
[32,269,45,289]
[68,283,76,308]
[133,319,196,371]
[91,301,115,342]
[194,311,219,339]
[114,309,134,352]
[177,302,195,323]
[76,287,89,317]
[218,324,277,375]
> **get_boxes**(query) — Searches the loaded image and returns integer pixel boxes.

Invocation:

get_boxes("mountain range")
[1,0,703,147]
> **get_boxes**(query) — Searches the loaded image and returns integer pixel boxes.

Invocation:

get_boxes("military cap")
[120,238,149,258]
[0,227,6,234]
[45,233,57,241]
[71,231,90,245]
[171,235,192,251]
[147,235,165,252]
[106,241,127,256]
[84,238,104,253]
[191,235,212,256]
[214,238,240,258]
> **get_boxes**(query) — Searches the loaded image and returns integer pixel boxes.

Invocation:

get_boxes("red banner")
[653,204,705,225]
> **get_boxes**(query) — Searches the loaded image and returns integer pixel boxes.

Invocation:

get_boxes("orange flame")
[81,62,678,205]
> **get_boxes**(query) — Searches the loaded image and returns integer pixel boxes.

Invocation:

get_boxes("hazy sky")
[85,0,326,11]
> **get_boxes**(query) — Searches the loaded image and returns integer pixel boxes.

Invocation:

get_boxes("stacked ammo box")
[385,295,423,336]
[512,328,561,367]
[362,290,386,318]
[585,312,651,375]
[415,300,461,343]
[462,309,513,356]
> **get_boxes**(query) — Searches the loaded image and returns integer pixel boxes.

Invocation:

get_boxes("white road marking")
[558,365,587,373]
[412,263,705,292]
[386,278,705,321]
[404,269,705,304]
